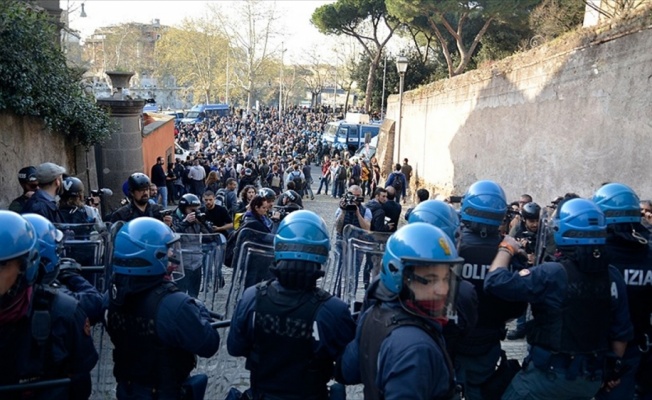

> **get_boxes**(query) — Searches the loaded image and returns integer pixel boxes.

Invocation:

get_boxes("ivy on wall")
[0,0,114,147]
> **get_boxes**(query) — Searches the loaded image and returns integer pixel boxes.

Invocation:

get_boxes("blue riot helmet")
[381,223,463,319]
[274,210,330,264]
[551,198,607,246]
[592,183,641,224]
[112,217,183,281]
[460,180,507,227]
[272,210,330,289]
[0,211,40,310]
[408,200,460,242]
[23,213,64,285]
[381,223,464,294]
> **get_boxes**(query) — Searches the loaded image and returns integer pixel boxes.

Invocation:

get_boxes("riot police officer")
[407,200,479,361]
[0,211,98,400]
[593,183,652,399]
[110,173,169,223]
[339,223,460,399]
[23,213,103,325]
[106,217,220,399]
[455,180,527,399]
[227,210,356,400]
[485,198,633,399]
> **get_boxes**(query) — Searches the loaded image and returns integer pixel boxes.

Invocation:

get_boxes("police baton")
[0,378,71,393]
[208,310,225,320]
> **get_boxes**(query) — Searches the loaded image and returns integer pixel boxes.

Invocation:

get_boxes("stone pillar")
[97,72,144,212]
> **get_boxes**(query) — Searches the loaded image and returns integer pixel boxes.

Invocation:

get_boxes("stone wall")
[0,111,97,209]
[385,25,652,203]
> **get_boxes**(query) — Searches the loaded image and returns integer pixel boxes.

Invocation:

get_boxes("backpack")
[270,174,281,188]
[391,173,404,192]
[337,166,347,181]
[291,171,304,186]
[215,189,227,208]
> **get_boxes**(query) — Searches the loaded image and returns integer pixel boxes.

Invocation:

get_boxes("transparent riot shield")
[54,223,110,292]
[342,225,391,312]
[224,228,275,318]
[320,224,345,298]
[176,232,226,303]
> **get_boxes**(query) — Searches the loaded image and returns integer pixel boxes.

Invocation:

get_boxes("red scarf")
[0,286,32,326]
[404,299,449,327]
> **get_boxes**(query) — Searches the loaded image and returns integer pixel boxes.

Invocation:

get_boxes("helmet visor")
[402,263,459,322]
[166,241,184,282]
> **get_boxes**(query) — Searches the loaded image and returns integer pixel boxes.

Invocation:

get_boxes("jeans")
[317,176,330,194]
[157,186,168,208]
[360,179,370,198]
[304,178,314,198]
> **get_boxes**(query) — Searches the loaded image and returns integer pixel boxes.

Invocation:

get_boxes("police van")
[322,113,381,154]
[180,104,230,124]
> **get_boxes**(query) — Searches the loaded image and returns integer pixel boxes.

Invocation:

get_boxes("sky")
[68,0,337,62]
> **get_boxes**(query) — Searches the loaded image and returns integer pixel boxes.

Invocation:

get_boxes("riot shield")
[54,223,110,291]
[176,232,226,301]
[224,228,275,318]
[342,225,391,311]
[320,224,345,298]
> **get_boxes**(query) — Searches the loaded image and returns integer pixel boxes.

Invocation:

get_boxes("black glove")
[603,353,629,383]
[57,258,82,284]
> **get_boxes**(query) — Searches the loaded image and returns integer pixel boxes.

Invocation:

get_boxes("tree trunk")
[364,52,383,113]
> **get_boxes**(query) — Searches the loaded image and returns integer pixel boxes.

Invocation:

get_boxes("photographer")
[110,173,172,224]
[334,185,371,237]
[271,190,303,223]
[201,190,234,235]
[172,194,212,298]
[506,201,541,341]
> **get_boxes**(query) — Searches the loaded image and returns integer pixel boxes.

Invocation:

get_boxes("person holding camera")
[334,185,372,237]
[111,173,172,224]
[172,193,212,298]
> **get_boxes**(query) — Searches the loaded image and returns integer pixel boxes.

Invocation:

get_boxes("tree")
[312,0,401,113]
[351,51,445,111]
[210,0,280,111]
[529,0,585,41]
[387,0,539,78]
[155,18,229,104]
[0,0,113,146]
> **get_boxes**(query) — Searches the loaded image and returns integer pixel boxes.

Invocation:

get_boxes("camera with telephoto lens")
[342,192,363,211]
[521,231,536,254]
[194,211,214,231]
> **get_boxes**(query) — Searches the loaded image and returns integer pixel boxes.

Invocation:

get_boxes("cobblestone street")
[90,165,527,400]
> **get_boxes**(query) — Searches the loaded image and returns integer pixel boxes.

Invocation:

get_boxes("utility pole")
[279,41,285,120]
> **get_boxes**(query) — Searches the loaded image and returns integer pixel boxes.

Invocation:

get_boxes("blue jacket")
[0,287,98,400]
[484,263,633,343]
[21,189,64,223]
[227,280,355,365]
[340,300,452,400]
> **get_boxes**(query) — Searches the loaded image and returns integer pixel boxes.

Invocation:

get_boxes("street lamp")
[395,55,408,163]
